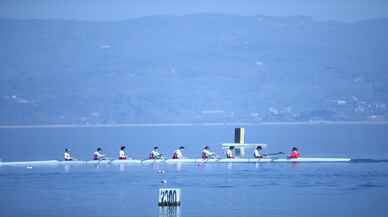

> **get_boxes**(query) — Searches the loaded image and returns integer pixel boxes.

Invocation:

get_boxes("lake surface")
[0,124,388,217]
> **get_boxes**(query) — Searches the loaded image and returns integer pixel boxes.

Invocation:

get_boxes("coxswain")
[289,147,301,159]
[119,145,127,160]
[172,146,184,159]
[253,146,264,158]
[93,147,105,160]
[149,146,163,159]
[226,146,235,159]
[201,145,215,159]
[64,148,73,161]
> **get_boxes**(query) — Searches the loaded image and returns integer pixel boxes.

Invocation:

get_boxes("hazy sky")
[0,0,388,21]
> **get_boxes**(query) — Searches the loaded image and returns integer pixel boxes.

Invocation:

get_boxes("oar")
[143,155,165,161]
[61,157,80,161]
[150,156,164,160]
[262,152,286,160]
[70,155,81,161]
[94,156,114,163]
[264,152,285,156]
[204,153,221,160]
[105,157,115,162]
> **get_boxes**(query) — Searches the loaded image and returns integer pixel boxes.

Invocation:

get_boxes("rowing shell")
[0,159,142,167]
[164,158,351,164]
[0,158,351,167]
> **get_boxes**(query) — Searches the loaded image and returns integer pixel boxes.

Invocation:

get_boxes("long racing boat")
[0,157,351,167]
[0,159,142,167]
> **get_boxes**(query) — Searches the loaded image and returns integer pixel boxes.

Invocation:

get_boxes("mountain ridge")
[0,14,387,124]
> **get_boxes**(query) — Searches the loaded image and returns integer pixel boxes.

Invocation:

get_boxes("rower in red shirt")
[289,147,301,159]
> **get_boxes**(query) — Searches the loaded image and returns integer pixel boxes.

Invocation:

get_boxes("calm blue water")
[1,124,388,217]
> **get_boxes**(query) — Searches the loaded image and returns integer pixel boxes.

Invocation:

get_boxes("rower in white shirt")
[172,146,185,159]
[226,146,235,159]
[93,147,105,160]
[201,145,216,159]
[119,145,127,160]
[64,148,73,161]
[254,146,264,158]
[149,146,163,159]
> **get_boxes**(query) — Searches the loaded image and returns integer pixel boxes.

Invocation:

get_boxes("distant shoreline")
[0,121,387,128]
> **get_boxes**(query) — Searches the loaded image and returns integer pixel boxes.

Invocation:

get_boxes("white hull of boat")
[165,158,351,164]
[0,159,142,166]
[0,157,351,167]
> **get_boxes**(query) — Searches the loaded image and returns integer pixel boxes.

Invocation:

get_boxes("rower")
[64,148,73,161]
[253,146,264,158]
[201,145,216,159]
[149,146,163,159]
[226,146,235,159]
[289,147,301,159]
[93,147,106,160]
[119,145,127,160]
[172,146,184,159]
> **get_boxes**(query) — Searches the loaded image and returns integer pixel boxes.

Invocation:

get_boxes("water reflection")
[153,163,161,170]
[175,163,182,171]
[159,206,180,217]
[64,164,70,172]
[119,164,125,172]
[290,162,300,169]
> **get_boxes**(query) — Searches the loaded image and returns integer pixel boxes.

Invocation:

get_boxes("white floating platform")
[0,157,351,167]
